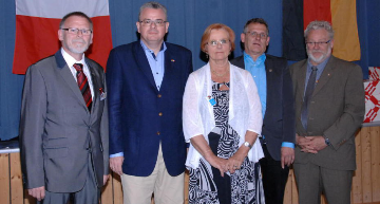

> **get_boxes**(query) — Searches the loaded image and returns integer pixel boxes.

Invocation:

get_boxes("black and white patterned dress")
[188,82,265,204]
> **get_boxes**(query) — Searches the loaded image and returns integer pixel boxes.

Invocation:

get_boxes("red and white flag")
[14,0,112,74]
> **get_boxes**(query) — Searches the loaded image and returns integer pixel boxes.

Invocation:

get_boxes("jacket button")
[158,94,162,98]
[159,112,162,116]
[157,131,160,135]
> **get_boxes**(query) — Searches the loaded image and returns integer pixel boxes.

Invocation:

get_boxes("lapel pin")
[269,69,273,72]
[171,59,175,62]
[328,73,331,76]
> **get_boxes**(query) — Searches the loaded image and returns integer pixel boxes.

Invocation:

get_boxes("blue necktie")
[301,66,318,129]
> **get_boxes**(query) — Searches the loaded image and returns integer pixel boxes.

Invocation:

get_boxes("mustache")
[72,39,85,43]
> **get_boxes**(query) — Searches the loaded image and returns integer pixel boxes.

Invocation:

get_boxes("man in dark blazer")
[231,18,295,204]
[19,12,109,204]
[107,2,192,204]
[290,21,365,204]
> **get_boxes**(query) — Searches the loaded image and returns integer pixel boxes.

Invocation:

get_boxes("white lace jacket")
[183,62,264,169]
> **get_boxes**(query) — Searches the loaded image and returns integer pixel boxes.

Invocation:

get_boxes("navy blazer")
[230,54,295,161]
[106,41,192,176]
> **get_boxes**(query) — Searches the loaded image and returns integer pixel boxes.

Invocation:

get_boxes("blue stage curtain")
[0,1,24,141]
[0,0,378,140]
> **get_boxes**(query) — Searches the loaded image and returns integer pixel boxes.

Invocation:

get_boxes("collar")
[244,52,266,65]
[61,47,86,68]
[307,55,331,70]
[140,40,167,53]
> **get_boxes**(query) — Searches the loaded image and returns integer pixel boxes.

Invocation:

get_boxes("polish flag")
[14,0,112,74]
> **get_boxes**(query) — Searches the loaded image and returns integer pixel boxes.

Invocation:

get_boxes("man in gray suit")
[19,11,109,204]
[290,20,365,204]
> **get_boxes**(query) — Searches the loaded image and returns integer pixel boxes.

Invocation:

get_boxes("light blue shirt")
[110,41,167,158]
[140,40,167,91]
[244,52,294,149]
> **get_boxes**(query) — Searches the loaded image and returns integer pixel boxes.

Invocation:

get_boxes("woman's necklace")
[211,66,230,77]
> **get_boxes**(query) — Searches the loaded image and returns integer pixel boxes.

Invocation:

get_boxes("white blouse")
[183,62,264,169]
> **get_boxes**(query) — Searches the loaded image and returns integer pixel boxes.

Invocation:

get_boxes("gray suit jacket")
[290,55,365,170]
[20,50,109,192]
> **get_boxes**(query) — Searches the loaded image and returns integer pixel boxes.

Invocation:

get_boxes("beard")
[307,46,332,64]
[63,38,90,54]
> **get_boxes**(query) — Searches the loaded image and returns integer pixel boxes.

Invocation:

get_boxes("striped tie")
[73,63,92,111]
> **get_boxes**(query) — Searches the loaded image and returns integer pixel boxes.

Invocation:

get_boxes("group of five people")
[19,1,365,204]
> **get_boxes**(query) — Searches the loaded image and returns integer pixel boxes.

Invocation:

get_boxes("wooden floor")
[1,126,379,204]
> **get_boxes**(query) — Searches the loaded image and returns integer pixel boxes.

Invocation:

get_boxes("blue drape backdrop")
[0,0,379,140]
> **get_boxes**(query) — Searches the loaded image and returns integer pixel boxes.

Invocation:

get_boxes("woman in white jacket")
[183,23,265,204]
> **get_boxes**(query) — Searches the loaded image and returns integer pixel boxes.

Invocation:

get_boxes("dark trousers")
[259,142,289,204]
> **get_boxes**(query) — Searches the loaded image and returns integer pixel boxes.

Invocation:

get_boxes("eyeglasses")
[139,19,167,26]
[61,28,92,36]
[208,39,229,47]
[306,40,331,46]
[246,31,268,39]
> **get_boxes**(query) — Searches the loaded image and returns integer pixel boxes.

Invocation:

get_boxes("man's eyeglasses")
[139,19,167,26]
[306,40,331,46]
[208,39,229,47]
[61,28,92,36]
[246,31,268,39]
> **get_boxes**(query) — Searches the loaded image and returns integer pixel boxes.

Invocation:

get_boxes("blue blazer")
[106,41,192,176]
[231,54,295,161]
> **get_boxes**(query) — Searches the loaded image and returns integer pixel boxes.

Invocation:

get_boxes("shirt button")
[157,131,160,135]
[158,94,162,98]
[159,112,163,116]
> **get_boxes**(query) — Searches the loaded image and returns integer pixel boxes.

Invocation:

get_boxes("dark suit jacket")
[290,56,365,170]
[20,50,109,192]
[231,54,295,161]
[106,41,192,176]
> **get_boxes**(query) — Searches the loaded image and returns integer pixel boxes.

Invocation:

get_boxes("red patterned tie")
[73,63,92,111]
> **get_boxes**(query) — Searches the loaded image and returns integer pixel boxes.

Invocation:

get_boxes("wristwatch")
[324,137,331,146]
[244,141,252,149]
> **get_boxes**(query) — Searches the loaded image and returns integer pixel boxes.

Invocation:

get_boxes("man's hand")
[281,147,295,169]
[103,174,110,185]
[28,186,45,201]
[298,136,327,153]
[110,156,124,176]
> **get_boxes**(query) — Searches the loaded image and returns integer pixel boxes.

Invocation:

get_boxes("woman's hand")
[205,154,229,177]
[227,149,247,174]
[190,135,229,177]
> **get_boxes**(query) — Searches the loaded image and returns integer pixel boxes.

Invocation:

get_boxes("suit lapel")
[133,42,157,89]
[235,56,245,69]
[160,46,174,91]
[55,50,89,111]
[313,56,335,96]
[87,59,100,115]
[297,61,307,99]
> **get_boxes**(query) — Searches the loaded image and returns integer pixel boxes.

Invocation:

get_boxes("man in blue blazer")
[231,18,295,204]
[106,2,192,204]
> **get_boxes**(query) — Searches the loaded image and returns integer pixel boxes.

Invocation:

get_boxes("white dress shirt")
[61,48,94,99]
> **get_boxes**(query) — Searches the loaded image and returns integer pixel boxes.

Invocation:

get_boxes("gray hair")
[304,20,334,40]
[60,11,93,30]
[138,1,168,21]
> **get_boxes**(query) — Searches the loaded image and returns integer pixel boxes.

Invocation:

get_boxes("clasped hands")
[207,150,245,177]
[296,134,328,154]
